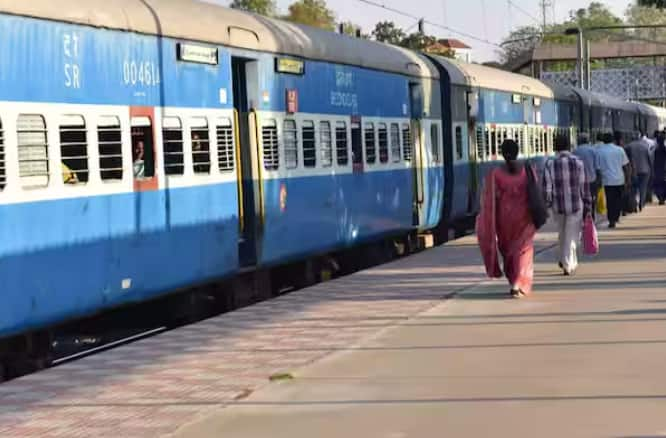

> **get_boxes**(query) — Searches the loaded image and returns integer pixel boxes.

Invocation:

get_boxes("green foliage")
[340,21,369,39]
[286,0,336,31]
[626,3,666,40]
[499,25,542,65]
[230,0,276,16]
[372,21,406,45]
[500,2,624,66]
[368,21,454,57]
[638,0,666,7]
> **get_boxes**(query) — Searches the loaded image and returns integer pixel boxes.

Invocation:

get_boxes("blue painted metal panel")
[0,14,232,109]
[258,60,412,118]
[478,90,525,124]
[0,183,239,337]
[259,170,416,265]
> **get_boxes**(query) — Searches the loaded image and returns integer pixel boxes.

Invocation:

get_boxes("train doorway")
[231,57,261,267]
[409,82,425,227]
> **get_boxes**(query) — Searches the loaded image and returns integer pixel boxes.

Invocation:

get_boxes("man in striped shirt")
[543,134,592,276]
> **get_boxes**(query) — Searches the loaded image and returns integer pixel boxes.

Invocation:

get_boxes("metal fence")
[541,65,666,101]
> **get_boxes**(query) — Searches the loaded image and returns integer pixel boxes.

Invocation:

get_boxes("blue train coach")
[0,0,445,353]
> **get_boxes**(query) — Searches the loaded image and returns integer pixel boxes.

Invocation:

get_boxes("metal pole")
[576,28,584,89]
[585,38,591,91]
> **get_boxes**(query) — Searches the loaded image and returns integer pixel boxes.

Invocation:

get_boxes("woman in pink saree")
[476,140,537,298]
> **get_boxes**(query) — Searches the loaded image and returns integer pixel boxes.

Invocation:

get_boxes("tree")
[499,2,624,66]
[230,0,275,16]
[499,25,542,65]
[340,21,369,39]
[638,0,666,7]
[286,0,336,31]
[372,21,406,45]
[626,3,666,40]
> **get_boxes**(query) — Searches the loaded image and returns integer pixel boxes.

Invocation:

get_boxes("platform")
[0,207,664,438]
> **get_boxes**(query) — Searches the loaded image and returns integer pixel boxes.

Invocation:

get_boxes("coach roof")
[0,0,438,79]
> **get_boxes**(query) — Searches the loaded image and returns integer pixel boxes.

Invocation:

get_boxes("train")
[1,0,665,370]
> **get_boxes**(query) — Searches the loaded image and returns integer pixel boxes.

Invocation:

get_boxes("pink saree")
[476,167,537,294]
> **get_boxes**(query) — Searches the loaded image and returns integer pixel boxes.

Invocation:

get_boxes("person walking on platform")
[626,133,653,212]
[653,133,666,205]
[573,132,600,217]
[477,139,537,299]
[544,135,592,276]
[597,132,631,228]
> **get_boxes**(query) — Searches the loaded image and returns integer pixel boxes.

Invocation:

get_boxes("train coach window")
[191,118,211,174]
[17,115,50,189]
[378,123,389,164]
[390,123,400,163]
[402,124,412,161]
[365,123,376,164]
[284,119,298,169]
[262,119,279,171]
[335,121,349,166]
[352,121,362,165]
[320,121,333,168]
[302,120,316,168]
[431,124,440,162]
[217,118,235,172]
[0,120,5,190]
[59,115,89,184]
[98,116,123,181]
[18,114,50,188]
[476,125,485,161]
[455,126,463,160]
[489,128,497,157]
[162,117,184,176]
[131,117,155,179]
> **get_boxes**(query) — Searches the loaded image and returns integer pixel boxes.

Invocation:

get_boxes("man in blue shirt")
[573,132,601,216]
[597,132,631,228]
[626,133,653,212]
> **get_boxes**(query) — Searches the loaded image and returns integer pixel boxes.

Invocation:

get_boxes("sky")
[219,0,633,62]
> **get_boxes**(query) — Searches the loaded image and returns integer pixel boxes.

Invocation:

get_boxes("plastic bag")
[583,215,599,255]
[596,187,607,215]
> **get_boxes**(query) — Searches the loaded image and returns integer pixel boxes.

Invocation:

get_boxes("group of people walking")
[477,130,666,298]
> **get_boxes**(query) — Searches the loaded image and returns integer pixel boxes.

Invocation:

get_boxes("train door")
[409,82,425,227]
[231,57,262,267]
[466,90,479,214]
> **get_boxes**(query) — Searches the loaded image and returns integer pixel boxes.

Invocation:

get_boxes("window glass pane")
[98,116,123,181]
[17,114,49,188]
[476,125,485,161]
[302,121,316,168]
[320,121,332,167]
[364,123,376,164]
[430,124,440,162]
[455,126,463,160]
[390,123,400,163]
[191,118,210,174]
[402,124,412,162]
[217,118,235,172]
[131,117,155,179]
[352,122,362,165]
[262,119,279,170]
[335,121,348,166]
[284,120,298,169]
[378,123,388,163]
[0,119,5,190]
[60,115,88,184]
[163,117,184,176]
